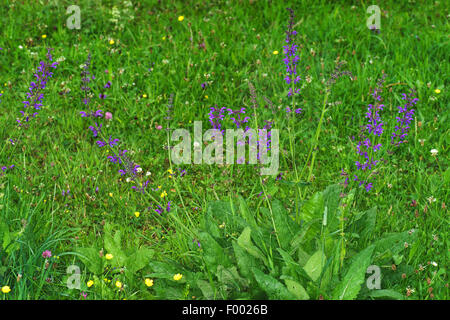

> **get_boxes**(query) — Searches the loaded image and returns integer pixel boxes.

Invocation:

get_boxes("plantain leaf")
[303,250,326,282]
[284,279,310,300]
[199,231,231,273]
[236,227,266,264]
[271,200,300,250]
[252,268,295,299]
[332,245,375,300]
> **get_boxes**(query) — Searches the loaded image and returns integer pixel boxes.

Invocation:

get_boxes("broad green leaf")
[126,247,154,274]
[271,200,301,250]
[0,221,11,251]
[252,268,295,299]
[300,192,324,222]
[236,227,266,263]
[75,247,103,274]
[284,279,310,300]
[278,248,313,283]
[206,201,247,234]
[353,207,377,241]
[198,231,231,273]
[232,241,260,280]
[216,265,249,295]
[332,245,375,300]
[368,289,404,300]
[322,184,341,229]
[373,231,418,258]
[103,224,127,266]
[303,250,326,282]
[197,279,215,299]
[238,196,257,228]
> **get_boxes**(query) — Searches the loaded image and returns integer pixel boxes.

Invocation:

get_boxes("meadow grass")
[0,0,448,300]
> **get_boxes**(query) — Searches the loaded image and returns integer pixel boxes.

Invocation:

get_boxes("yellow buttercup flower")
[109,193,113,197]
[273,50,279,55]
[87,280,94,288]
[205,95,208,99]
[160,190,168,198]
[115,281,122,288]
[134,211,140,218]
[105,253,114,260]
[1,286,11,294]
[109,39,115,45]
[173,273,183,281]
[178,16,184,22]
[145,278,154,287]
[42,34,47,39]
[142,94,147,98]
[434,89,441,94]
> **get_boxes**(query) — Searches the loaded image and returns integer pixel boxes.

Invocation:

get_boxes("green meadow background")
[0,0,448,300]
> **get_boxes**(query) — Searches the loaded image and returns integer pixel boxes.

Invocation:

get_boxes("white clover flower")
[427,196,436,204]
[430,149,438,156]
[431,261,438,267]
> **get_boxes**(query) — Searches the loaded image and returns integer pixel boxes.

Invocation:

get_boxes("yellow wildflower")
[134,211,140,218]
[145,278,154,287]
[173,273,183,281]
[109,193,113,197]
[109,39,115,45]
[1,286,11,294]
[42,34,47,39]
[142,94,147,98]
[434,89,441,94]
[105,253,114,260]
[115,281,122,288]
[178,16,184,22]
[87,280,94,288]
[160,190,168,198]
[273,50,279,55]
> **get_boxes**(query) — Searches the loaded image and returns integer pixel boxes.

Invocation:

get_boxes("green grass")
[0,0,448,300]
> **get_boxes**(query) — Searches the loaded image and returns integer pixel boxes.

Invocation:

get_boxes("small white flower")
[145,171,151,176]
[431,261,438,267]
[430,149,438,156]
[162,59,169,64]
[136,167,142,173]
[126,177,131,183]
[427,196,436,204]
[18,45,23,49]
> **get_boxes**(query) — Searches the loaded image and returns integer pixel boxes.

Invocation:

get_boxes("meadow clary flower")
[208,105,227,134]
[18,48,58,127]
[391,90,417,146]
[283,7,301,108]
[352,74,387,192]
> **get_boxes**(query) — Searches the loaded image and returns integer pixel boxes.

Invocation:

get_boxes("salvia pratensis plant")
[78,53,169,216]
[18,48,58,127]
[391,89,417,146]
[352,74,387,192]
[1,48,57,176]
